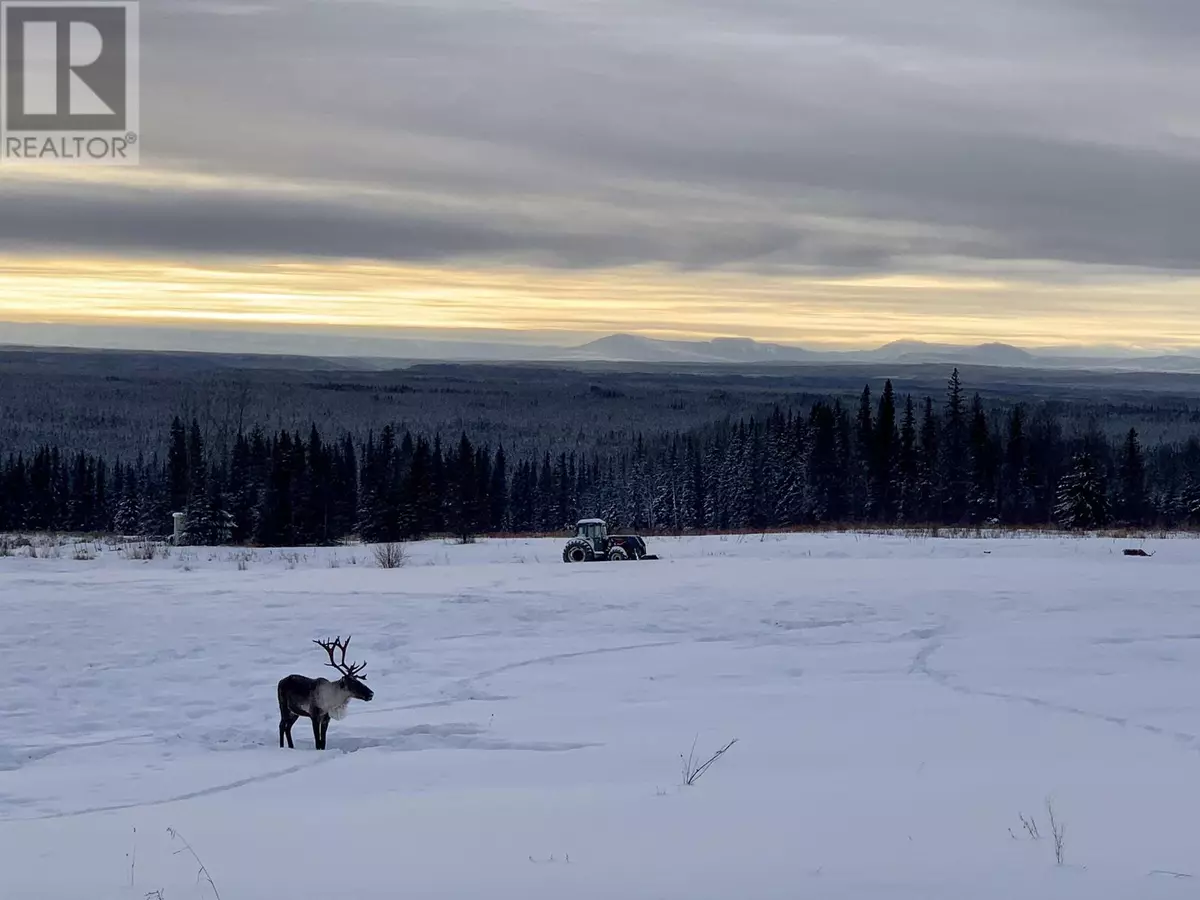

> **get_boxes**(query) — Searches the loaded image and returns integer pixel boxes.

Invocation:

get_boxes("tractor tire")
[563,540,594,563]
[607,545,629,561]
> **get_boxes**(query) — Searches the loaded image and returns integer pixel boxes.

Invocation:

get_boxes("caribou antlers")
[313,635,367,680]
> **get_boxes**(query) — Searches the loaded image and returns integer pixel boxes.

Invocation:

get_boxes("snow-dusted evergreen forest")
[3,356,1200,541]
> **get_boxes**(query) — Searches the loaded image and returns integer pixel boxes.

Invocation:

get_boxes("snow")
[3,532,1200,898]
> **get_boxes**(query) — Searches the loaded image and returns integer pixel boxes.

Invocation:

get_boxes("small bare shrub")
[72,543,96,561]
[374,542,407,569]
[680,736,738,786]
[1047,799,1066,865]
[327,554,341,569]
[1012,800,1064,864]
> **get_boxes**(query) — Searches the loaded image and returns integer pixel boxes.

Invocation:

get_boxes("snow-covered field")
[4,532,1200,899]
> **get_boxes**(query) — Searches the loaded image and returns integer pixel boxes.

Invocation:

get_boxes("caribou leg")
[279,711,298,748]
[278,684,299,748]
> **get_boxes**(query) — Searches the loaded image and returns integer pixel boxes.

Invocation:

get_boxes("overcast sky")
[2,0,1199,352]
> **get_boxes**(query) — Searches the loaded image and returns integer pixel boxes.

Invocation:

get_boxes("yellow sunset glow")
[2,255,1200,349]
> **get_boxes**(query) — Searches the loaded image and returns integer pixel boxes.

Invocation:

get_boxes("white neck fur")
[316,681,352,719]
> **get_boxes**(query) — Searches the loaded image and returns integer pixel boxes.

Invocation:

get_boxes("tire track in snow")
[361,641,686,718]
[358,697,463,717]
[357,643,686,720]
[465,640,682,682]
[0,754,337,823]
[911,639,1200,751]
[0,732,156,770]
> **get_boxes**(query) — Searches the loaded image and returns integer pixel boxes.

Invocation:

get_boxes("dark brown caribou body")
[278,636,374,749]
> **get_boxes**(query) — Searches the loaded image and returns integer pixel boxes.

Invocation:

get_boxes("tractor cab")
[575,518,608,553]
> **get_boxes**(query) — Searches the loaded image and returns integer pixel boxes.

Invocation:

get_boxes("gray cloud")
[4,0,1198,276]
[0,178,972,273]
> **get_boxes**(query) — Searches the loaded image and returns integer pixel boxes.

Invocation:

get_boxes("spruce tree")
[898,396,917,523]
[807,402,841,523]
[872,380,898,521]
[1000,406,1030,525]
[854,385,873,519]
[917,397,940,522]
[182,422,217,544]
[447,433,479,543]
[114,464,141,535]
[489,445,508,532]
[1054,451,1110,530]
[690,443,707,530]
[1116,428,1147,526]
[167,416,189,513]
[940,368,969,523]
[967,394,997,523]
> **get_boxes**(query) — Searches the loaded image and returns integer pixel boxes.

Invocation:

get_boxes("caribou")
[278,635,374,749]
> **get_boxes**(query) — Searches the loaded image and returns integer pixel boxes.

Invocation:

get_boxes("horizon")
[2,320,1198,364]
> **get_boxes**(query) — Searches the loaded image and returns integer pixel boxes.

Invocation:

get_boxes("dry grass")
[118,539,166,561]
[166,827,221,900]
[680,736,738,786]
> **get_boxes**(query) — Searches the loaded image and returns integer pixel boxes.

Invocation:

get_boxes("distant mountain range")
[551,334,1200,372]
[6,324,1200,373]
[561,334,1043,365]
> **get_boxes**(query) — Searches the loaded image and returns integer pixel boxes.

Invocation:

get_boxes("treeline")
[2,370,1200,544]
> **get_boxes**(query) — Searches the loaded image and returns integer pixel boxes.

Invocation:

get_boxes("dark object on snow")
[278,636,373,749]
[563,518,659,562]
[1122,548,1155,557]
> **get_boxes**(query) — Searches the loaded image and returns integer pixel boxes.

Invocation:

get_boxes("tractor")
[562,518,658,562]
